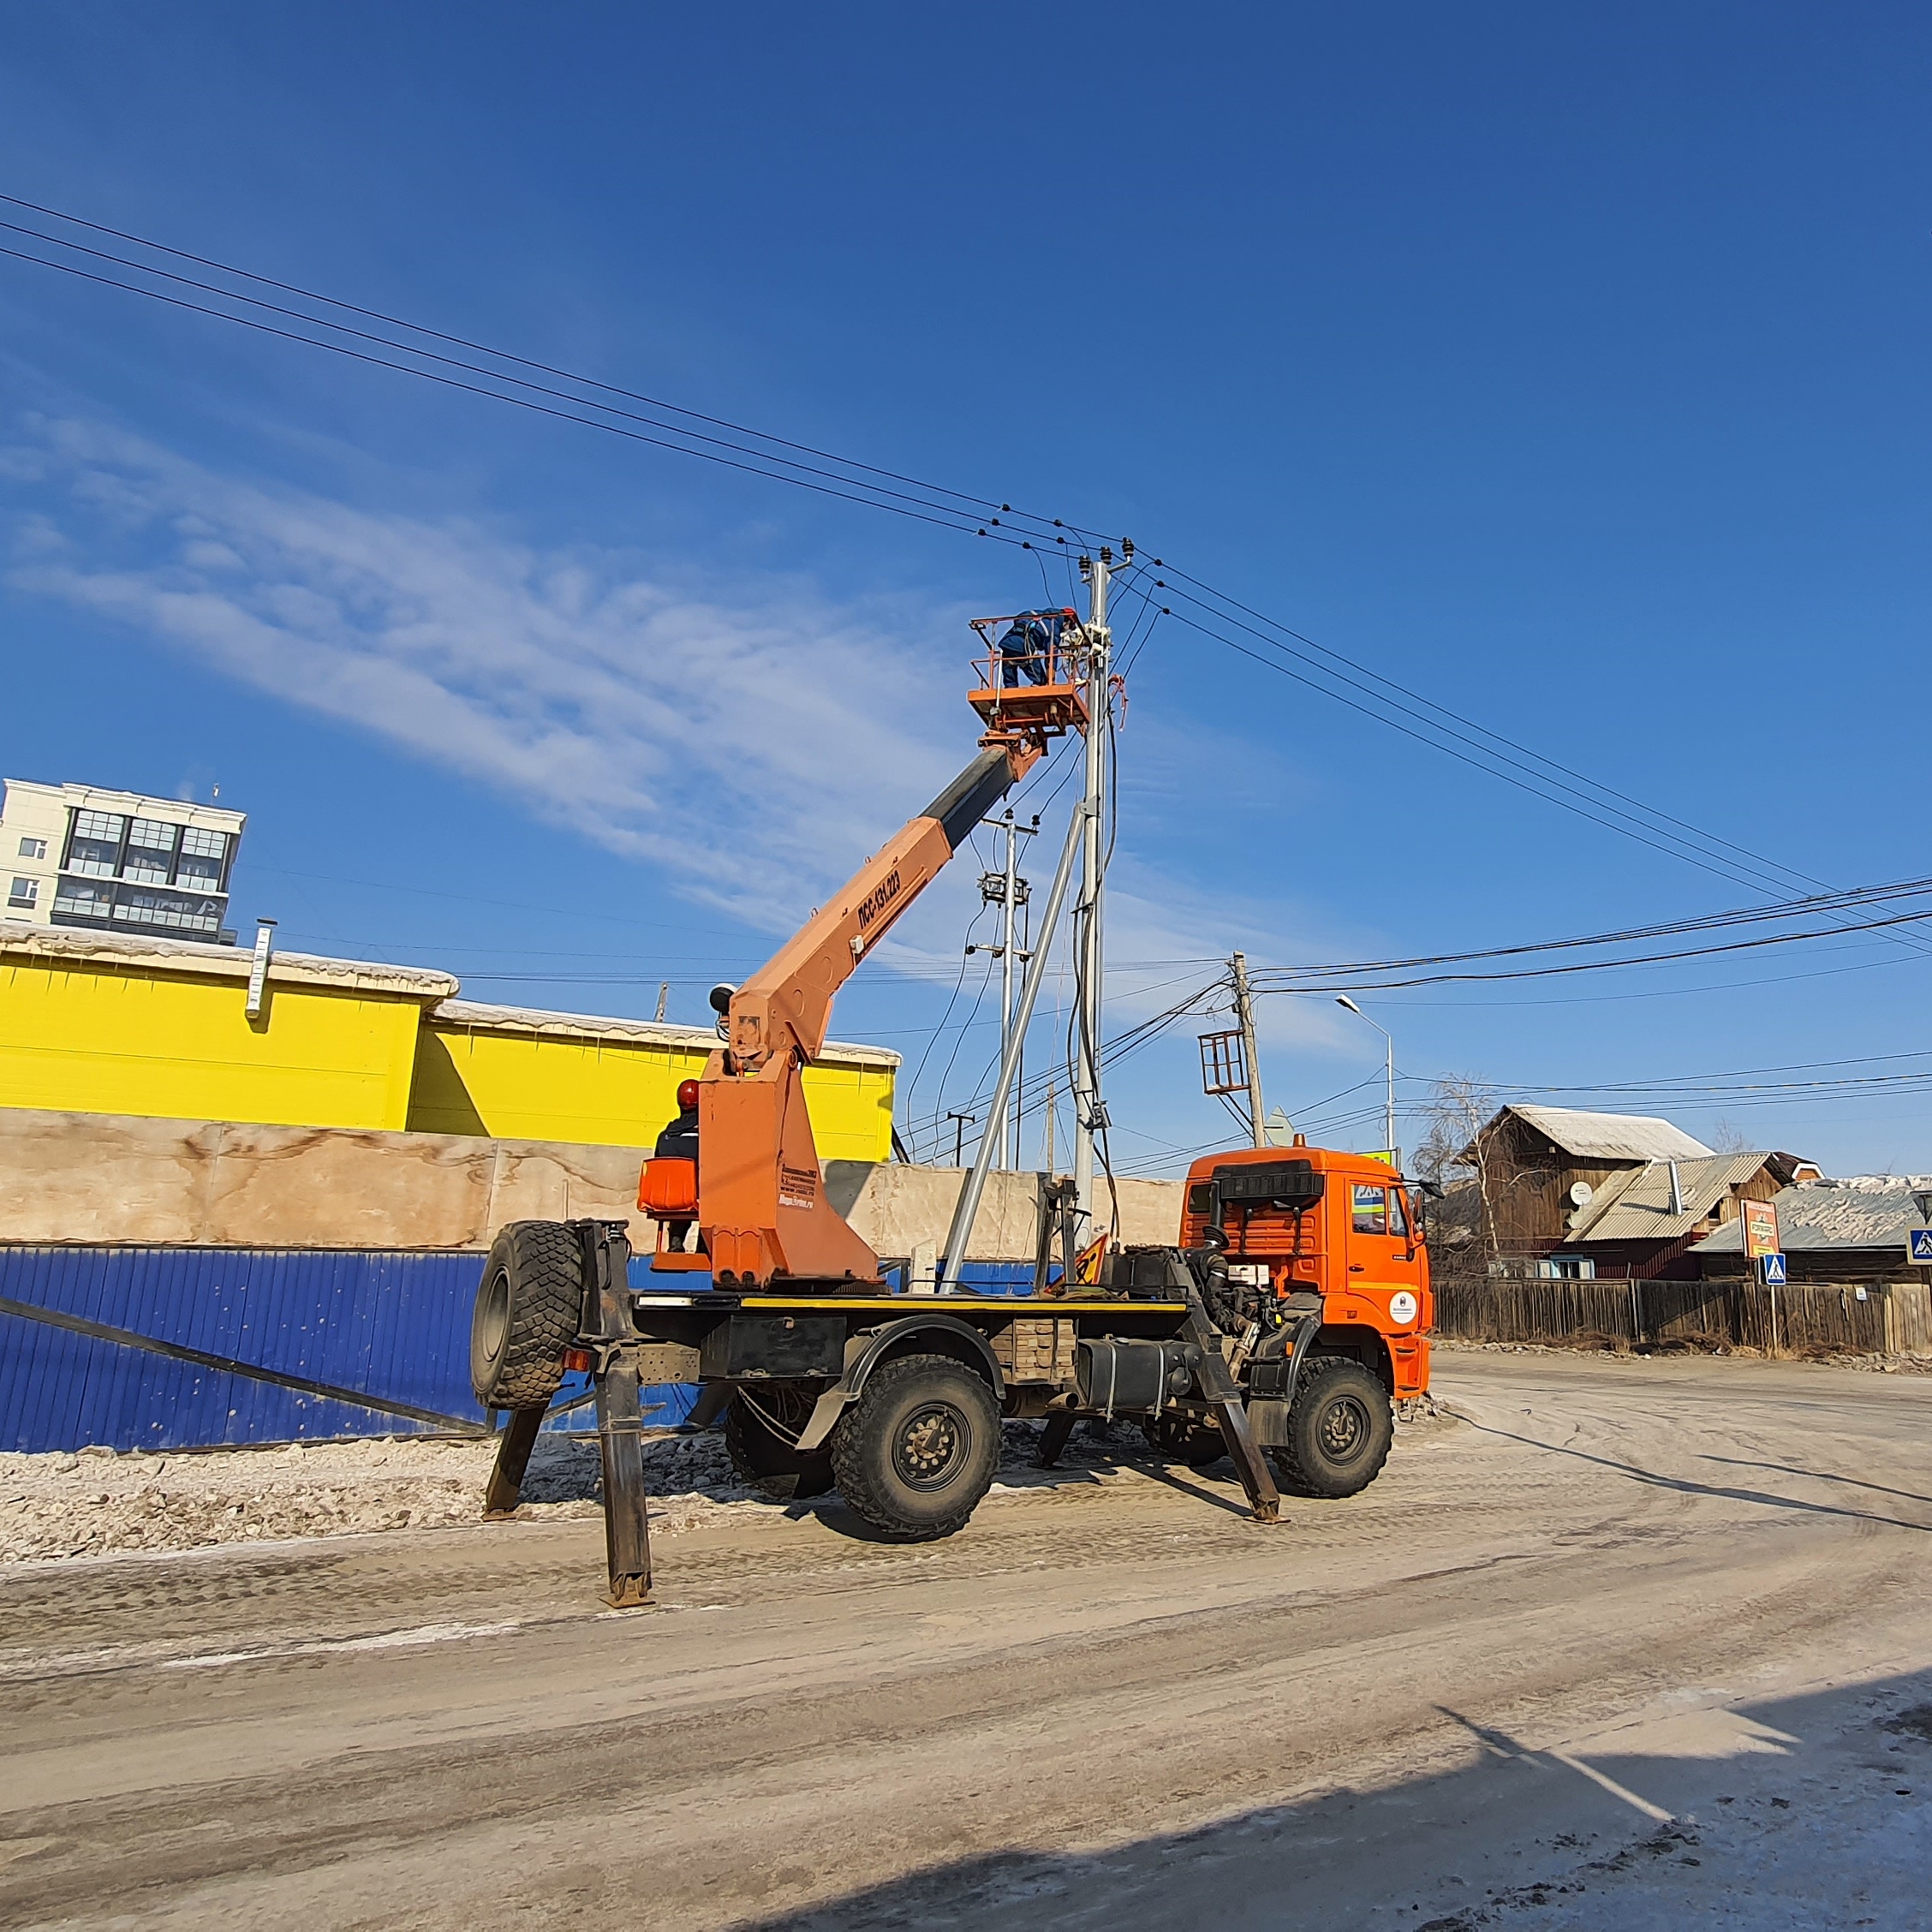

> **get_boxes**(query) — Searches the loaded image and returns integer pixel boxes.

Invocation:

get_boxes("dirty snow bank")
[1,1405,1452,1566]
[0,1430,739,1565]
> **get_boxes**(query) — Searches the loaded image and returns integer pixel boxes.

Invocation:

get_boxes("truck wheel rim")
[893,1402,969,1490]
[1317,1393,1370,1463]
[479,1268,511,1363]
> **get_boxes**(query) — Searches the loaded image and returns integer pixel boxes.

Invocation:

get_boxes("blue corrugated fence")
[0,1245,1037,1454]
[0,1246,695,1454]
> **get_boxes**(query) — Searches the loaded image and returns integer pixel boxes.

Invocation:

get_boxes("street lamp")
[1335,996,1397,1166]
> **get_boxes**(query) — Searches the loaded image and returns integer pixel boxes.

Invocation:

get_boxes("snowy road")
[1,1350,1928,1929]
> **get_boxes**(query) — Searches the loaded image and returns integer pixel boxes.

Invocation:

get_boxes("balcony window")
[115,886,221,934]
[68,837,121,878]
[175,850,224,891]
[72,809,124,843]
[53,877,114,920]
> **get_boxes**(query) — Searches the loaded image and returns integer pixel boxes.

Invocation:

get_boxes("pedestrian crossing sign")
[1758,1252,1787,1286]
[1909,1228,1932,1265]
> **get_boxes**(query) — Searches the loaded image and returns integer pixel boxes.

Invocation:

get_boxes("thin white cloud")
[4,416,1383,1054]
[6,414,964,927]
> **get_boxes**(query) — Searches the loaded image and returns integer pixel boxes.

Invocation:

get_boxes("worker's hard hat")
[677,1079,700,1110]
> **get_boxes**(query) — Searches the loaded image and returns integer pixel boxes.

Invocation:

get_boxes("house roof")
[1494,1105,1714,1164]
[1563,1152,1774,1244]
[1694,1175,1932,1254]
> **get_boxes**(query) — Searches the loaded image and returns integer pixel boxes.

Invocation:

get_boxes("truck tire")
[1269,1357,1392,1499]
[470,1221,584,1410]
[726,1388,835,1500]
[830,1353,1000,1541]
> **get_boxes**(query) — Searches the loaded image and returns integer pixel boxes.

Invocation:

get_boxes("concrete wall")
[0,1109,1184,1261]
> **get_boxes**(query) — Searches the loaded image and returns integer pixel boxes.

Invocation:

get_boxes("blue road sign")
[1909,1228,1932,1265]
[1759,1252,1788,1286]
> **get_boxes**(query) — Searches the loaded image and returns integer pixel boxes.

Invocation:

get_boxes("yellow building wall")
[408,1021,897,1162]
[0,959,424,1132]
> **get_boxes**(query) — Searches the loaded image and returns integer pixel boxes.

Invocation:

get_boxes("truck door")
[1344,1178,1429,1392]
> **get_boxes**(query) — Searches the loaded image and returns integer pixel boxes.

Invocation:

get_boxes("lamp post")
[1336,996,1396,1166]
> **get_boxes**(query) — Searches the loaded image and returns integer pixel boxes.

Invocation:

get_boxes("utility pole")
[1072,547,1112,1225]
[1231,951,1267,1149]
[970,811,1035,1168]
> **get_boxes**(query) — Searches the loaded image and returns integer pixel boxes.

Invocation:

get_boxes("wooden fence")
[1432,1274,1931,1357]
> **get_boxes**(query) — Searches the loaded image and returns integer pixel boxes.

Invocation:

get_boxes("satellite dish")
[1569,1181,1595,1208]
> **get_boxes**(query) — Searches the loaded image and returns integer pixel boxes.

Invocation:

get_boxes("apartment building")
[2,779,245,944]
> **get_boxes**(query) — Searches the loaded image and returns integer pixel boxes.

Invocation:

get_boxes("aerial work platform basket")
[968,607,1091,749]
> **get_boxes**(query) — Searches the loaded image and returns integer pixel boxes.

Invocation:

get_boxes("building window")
[7,877,36,909]
[174,827,227,890]
[72,809,125,842]
[1538,1255,1597,1279]
[16,837,45,860]
[53,877,113,919]
[68,836,121,878]
[115,886,221,933]
[120,817,176,885]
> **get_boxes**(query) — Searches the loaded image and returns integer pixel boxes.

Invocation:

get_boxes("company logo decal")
[856,869,903,932]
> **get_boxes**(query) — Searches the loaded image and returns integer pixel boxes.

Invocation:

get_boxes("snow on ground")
[1434,1700,1932,1930]
[0,1429,732,1564]
[0,1414,1244,1565]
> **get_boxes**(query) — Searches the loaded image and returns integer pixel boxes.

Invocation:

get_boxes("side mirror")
[708,983,736,1017]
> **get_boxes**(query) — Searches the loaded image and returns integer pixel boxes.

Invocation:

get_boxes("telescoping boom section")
[642,740,1046,1291]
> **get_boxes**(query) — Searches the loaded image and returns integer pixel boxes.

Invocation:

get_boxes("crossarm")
[725,742,1039,1071]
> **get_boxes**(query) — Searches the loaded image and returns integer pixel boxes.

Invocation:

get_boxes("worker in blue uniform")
[996,610,1061,688]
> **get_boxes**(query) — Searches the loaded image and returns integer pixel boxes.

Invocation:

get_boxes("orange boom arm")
[689,741,1041,1288]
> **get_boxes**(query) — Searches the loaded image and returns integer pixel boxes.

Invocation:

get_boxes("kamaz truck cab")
[1136,1141,1433,1497]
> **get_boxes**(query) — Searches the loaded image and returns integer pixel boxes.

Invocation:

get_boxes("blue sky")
[3,3,1929,1177]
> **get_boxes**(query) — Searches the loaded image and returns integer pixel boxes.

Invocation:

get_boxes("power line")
[1244,873,1932,987]
[1252,902,1932,993]
[0,196,1114,549]
[9,192,1922,983]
